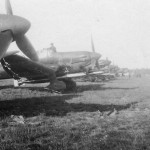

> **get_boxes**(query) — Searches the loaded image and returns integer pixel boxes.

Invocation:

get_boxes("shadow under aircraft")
[0,95,137,117]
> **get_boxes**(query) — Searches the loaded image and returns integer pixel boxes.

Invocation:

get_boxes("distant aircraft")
[98,59,111,69]
[0,0,38,61]
[80,58,115,82]
[118,68,130,77]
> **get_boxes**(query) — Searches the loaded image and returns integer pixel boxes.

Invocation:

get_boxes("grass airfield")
[0,77,150,149]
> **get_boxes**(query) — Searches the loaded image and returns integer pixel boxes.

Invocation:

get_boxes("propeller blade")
[0,30,13,59]
[15,35,39,61]
[91,34,95,53]
[5,0,13,15]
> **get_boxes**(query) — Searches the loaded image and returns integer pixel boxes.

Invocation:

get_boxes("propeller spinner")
[0,0,39,61]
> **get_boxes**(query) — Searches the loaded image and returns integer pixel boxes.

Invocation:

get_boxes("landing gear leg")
[46,80,66,93]
[59,78,77,92]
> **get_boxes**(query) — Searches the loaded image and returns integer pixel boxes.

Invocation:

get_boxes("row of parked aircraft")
[0,0,125,92]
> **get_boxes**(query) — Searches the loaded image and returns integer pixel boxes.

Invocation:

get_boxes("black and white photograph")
[0,0,150,149]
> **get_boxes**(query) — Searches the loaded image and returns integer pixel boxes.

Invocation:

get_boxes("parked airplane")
[117,68,130,77]
[0,0,66,91]
[98,59,111,69]
[96,59,116,80]
[109,65,120,75]
[80,58,115,82]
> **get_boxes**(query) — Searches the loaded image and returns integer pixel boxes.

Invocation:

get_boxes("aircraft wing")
[57,71,104,79]
[1,54,56,82]
[89,71,104,75]
[57,72,86,78]
[100,73,115,76]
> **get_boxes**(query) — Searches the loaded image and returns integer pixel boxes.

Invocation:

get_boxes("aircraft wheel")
[59,78,77,92]
[87,76,97,82]
[91,77,98,82]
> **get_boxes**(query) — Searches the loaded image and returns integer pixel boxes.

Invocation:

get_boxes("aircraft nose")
[0,15,30,35]
[94,52,101,60]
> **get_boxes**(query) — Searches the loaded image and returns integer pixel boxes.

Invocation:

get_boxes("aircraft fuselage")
[38,49,101,73]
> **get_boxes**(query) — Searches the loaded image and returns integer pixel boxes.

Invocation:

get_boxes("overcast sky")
[1,0,150,69]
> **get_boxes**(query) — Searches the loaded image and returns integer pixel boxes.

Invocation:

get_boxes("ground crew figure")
[49,43,57,53]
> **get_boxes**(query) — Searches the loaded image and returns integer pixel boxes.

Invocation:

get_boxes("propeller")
[0,31,13,58]
[15,35,39,61]
[91,34,100,69]
[91,34,95,53]
[5,0,13,15]
[5,0,39,61]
